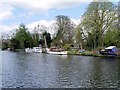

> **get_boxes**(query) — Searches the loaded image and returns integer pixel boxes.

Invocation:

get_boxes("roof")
[105,46,116,49]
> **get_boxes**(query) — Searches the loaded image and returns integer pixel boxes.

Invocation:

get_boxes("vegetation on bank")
[67,50,120,58]
[2,24,52,51]
[2,1,120,57]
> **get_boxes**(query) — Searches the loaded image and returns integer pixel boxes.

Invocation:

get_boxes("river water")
[1,51,120,88]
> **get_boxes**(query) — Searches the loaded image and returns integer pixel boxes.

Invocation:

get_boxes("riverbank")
[2,48,120,59]
[67,50,120,59]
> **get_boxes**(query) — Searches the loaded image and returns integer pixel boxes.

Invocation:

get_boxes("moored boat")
[46,47,67,55]
[33,47,42,53]
[25,46,42,53]
[99,46,118,56]
[25,48,34,53]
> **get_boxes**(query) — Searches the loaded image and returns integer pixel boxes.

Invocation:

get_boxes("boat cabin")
[50,47,64,52]
[99,46,118,56]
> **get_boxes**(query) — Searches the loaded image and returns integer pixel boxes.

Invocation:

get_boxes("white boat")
[33,47,42,53]
[46,48,67,55]
[25,47,42,53]
[7,48,11,51]
[25,48,34,53]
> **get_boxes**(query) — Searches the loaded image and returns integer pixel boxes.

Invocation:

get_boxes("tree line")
[2,1,120,51]
[2,24,52,51]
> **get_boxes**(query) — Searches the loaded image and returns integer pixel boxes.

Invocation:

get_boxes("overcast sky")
[0,0,119,36]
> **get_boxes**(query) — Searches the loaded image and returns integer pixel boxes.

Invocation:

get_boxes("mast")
[44,35,47,53]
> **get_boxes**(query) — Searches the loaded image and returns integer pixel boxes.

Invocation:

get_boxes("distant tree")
[32,26,39,47]
[2,39,9,50]
[32,25,48,47]
[24,31,33,48]
[39,39,44,46]
[9,37,20,51]
[54,15,75,46]
[15,23,33,50]
[42,31,52,48]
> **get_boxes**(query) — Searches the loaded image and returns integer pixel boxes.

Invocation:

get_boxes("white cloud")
[27,20,55,29]
[0,4,14,22]
[1,0,84,11]
[1,0,118,10]
[0,0,84,22]
[1,0,118,22]
[1,18,80,37]
[27,18,80,34]
[27,20,56,34]
[0,1,77,16]
[0,25,12,34]
[0,24,18,36]
[1,0,118,34]
[0,11,13,22]
[71,18,81,25]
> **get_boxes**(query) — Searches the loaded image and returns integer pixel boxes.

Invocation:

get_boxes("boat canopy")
[105,46,118,53]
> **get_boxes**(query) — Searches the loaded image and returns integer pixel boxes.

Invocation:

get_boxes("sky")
[0,0,119,37]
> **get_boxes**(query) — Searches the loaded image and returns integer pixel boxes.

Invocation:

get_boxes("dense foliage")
[6,24,33,51]
[39,31,52,48]
[79,1,118,49]
[53,15,75,46]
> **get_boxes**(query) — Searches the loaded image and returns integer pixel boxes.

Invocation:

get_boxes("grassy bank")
[67,50,120,59]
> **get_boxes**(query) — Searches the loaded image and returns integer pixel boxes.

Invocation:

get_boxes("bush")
[63,44,71,51]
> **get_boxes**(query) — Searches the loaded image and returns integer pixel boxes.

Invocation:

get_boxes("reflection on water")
[1,51,119,88]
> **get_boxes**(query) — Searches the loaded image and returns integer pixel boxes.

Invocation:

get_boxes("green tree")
[80,1,118,49]
[74,26,83,49]
[9,37,20,51]
[15,23,33,50]
[24,31,33,48]
[104,29,119,47]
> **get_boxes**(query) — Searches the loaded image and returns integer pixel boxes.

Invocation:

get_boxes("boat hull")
[33,47,42,53]
[46,48,67,55]
[47,51,67,55]
[25,48,34,53]
[25,47,42,53]
[34,50,42,53]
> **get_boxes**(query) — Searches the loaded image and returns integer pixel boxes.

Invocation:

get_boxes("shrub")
[63,44,71,51]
